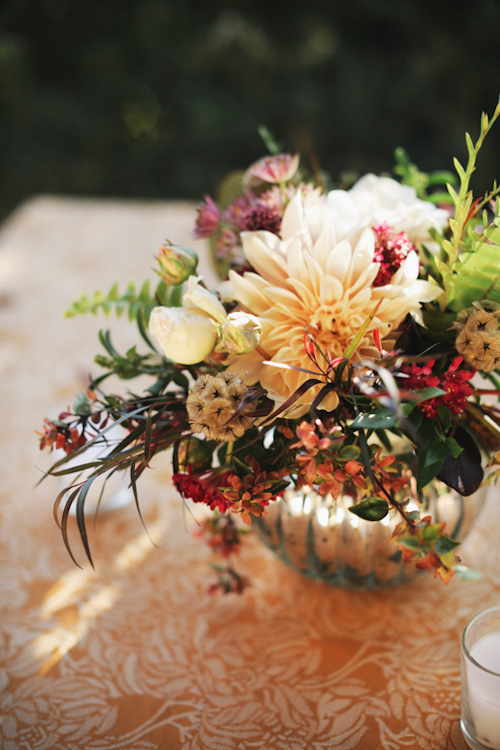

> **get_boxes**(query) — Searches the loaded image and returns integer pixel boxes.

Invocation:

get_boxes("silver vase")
[253,477,486,589]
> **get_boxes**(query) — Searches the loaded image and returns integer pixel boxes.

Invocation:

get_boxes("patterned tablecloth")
[1,196,500,750]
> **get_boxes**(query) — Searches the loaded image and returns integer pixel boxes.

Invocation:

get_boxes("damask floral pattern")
[1,198,499,749]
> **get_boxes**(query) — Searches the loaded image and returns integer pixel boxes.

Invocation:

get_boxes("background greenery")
[1,0,500,221]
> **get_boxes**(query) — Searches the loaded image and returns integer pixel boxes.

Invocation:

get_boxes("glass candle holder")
[461,606,500,750]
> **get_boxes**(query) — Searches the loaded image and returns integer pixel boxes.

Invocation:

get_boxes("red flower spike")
[399,356,475,418]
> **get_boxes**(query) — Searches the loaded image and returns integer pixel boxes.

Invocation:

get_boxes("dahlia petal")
[228,270,269,314]
[347,263,379,296]
[287,238,314,289]
[318,275,344,306]
[311,225,339,268]
[281,191,313,250]
[325,239,352,281]
[303,252,323,298]
[287,277,319,309]
[264,286,304,311]
[242,235,288,285]
[226,351,265,385]
[349,228,376,285]
[348,287,374,311]
[241,229,281,254]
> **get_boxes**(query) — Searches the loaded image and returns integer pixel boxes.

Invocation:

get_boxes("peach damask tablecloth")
[1,196,500,750]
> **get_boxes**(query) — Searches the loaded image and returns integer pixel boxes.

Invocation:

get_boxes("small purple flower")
[249,153,300,184]
[241,204,282,234]
[194,196,221,238]
[222,194,253,232]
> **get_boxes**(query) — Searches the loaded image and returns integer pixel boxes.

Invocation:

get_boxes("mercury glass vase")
[253,476,486,589]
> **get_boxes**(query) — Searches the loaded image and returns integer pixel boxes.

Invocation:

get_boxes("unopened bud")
[156,242,198,286]
[221,312,262,354]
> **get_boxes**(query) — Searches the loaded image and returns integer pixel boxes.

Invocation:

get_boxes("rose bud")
[149,306,217,364]
[221,312,262,354]
[156,242,198,286]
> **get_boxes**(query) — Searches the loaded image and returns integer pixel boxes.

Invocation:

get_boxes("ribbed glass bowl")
[253,478,486,589]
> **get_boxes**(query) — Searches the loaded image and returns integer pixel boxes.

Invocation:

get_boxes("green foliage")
[349,496,389,521]
[453,565,482,581]
[393,147,456,202]
[414,418,449,491]
[435,100,500,305]
[93,329,174,383]
[351,407,396,431]
[72,392,93,416]
[257,125,283,156]
[446,218,500,312]
[64,279,173,321]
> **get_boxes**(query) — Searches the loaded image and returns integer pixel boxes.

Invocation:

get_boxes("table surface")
[1,195,500,750]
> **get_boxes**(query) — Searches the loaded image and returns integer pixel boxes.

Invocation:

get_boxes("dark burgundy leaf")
[437,425,484,496]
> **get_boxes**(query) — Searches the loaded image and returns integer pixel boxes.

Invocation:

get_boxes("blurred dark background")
[1,0,500,221]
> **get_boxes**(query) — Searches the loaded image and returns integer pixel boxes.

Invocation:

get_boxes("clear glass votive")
[461,606,500,750]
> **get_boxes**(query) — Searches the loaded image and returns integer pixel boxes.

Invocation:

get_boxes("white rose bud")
[221,312,262,354]
[149,306,218,365]
[182,275,226,321]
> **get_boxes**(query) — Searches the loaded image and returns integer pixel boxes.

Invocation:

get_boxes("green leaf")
[435,536,460,555]
[405,407,424,432]
[348,497,389,521]
[426,191,454,205]
[258,125,282,155]
[343,303,382,360]
[417,435,450,491]
[437,405,452,432]
[447,182,459,206]
[465,132,475,158]
[408,386,446,404]
[397,536,421,551]
[73,392,92,416]
[338,444,361,460]
[427,170,457,186]
[232,455,252,476]
[270,480,291,496]
[453,565,482,582]
[351,408,396,430]
[453,157,466,181]
[446,437,463,459]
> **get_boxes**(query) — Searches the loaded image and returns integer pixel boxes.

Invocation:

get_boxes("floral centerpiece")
[40,104,500,592]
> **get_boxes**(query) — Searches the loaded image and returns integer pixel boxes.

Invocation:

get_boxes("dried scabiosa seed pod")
[454,300,500,372]
[186,372,254,442]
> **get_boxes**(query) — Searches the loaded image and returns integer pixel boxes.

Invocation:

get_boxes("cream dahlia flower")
[227,191,442,415]
[304,174,449,252]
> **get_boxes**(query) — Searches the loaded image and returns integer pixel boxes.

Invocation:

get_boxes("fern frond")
[64,279,175,322]
[447,218,500,312]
